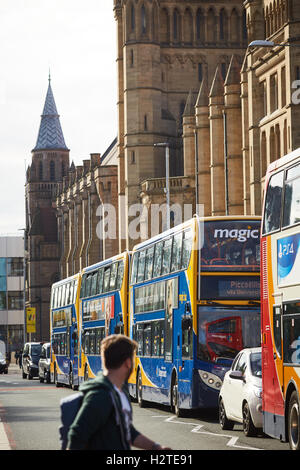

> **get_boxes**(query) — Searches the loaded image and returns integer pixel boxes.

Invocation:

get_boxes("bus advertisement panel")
[261,148,300,450]
[50,274,80,389]
[128,216,261,416]
[78,251,129,383]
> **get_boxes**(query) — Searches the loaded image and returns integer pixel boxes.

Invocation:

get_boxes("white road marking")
[0,418,11,450]
[153,415,261,450]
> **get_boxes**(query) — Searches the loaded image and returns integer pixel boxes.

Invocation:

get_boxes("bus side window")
[98,268,104,294]
[263,171,283,234]
[182,230,192,269]
[131,253,138,285]
[283,164,300,227]
[80,274,87,299]
[116,261,124,290]
[153,241,163,278]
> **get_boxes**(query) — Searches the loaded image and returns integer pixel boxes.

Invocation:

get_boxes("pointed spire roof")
[183,90,197,117]
[33,76,69,152]
[196,74,209,107]
[209,65,224,98]
[224,55,242,86]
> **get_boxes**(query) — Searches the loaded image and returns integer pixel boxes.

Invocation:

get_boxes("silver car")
[38,342,51,383]
[218,347,262,437]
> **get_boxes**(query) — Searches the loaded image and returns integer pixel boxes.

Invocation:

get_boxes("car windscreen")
[31,344,42,356]
[250,352,262,377]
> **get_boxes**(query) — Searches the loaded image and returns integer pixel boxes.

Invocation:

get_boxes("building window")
[173,10,179,41]
[131,151,136,164]
[0,292,6,310]
[141,4,146,34]
[198,63,203,82]
[144,115,148,131]
[221,63,227,81]
[270,73,278,113]
[7,258,23,277]
[50,160,55,181]
[281,67,286,108]
[131,4,135,31]
[7,292,23,310]
[39,161,43,180]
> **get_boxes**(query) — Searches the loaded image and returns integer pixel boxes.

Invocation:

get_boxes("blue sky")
[0,0,117,234]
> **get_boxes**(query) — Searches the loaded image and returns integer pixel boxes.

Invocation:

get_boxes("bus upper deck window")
[263,171,283,234]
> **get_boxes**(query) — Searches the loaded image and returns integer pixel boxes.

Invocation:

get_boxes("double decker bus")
[128,215,261,416]
[261,148,300,450]
[78,251,129,383]
[50,274,80,389]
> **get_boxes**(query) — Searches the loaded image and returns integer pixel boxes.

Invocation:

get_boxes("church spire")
[33,77,68,152]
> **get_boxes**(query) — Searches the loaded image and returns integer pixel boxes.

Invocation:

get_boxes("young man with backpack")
[65,334,170,450]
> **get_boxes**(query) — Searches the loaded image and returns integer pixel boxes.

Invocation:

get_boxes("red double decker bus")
[261,148,300,450]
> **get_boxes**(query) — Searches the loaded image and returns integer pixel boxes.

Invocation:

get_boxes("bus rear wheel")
[288,391,300,450]
[137,370,145,408]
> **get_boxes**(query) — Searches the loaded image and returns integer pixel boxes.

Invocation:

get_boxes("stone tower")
[25,77,69,341]
[113,0,248,250]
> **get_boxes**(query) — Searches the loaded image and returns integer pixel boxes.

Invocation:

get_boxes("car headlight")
[199,370,223,391]
[253,386,262,398]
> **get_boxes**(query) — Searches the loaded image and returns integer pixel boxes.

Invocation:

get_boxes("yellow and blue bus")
[78,251,130,383]
[50,274,81,389]
[128,215,261,416]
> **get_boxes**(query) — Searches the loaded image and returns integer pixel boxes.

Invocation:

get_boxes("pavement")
[0,362,22,450]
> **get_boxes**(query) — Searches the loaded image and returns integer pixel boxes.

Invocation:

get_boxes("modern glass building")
[0,237,24,356]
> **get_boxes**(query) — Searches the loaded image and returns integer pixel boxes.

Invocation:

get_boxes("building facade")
[25,0,300,339]
[113,0,248,250]
[0,237,24,354]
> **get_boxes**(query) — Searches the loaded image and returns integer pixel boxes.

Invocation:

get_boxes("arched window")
[141,4,146,34]
[131,4,135,31]
[196,9,202,41]
[173,9,179,41]
[50,160,55,181]
[39,161,43,181]
[220,9,225,40]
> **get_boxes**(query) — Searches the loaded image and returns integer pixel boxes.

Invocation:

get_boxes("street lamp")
[249,40,300,48]
[153,142,171,230]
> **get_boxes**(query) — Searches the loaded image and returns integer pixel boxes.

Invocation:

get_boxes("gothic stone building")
[26,0,300,340]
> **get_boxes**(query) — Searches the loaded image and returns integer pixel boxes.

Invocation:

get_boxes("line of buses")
[49,147,300,450]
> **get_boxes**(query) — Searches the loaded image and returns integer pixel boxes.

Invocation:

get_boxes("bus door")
[71,324,79,385]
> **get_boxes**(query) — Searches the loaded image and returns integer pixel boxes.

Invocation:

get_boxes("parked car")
[0,340,8,374]
[22,342,43,380]
[218,347,262,437]
[38,342,51,383]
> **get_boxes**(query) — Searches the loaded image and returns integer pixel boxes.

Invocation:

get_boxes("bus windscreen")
[201,220,260,272]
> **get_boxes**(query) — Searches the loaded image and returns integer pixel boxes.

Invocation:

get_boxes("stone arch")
[230,8,240,44]
[183,8,193,45]
[160,7,169,44]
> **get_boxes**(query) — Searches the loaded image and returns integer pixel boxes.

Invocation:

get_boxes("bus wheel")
[69,366,73,388]
[137,370,145,408]
[288,391,300,450]
[54,366,62,388]
[172,377,184,418]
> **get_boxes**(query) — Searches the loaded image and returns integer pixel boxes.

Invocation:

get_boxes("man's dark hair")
[101,334,137,370]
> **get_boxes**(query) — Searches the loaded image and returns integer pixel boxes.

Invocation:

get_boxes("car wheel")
[288,391,300,450]
[242,402,257,437]
[219,398,234,430]
[137,370,145,408]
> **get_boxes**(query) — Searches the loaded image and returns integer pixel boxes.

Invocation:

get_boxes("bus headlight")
[199,370,222,391]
